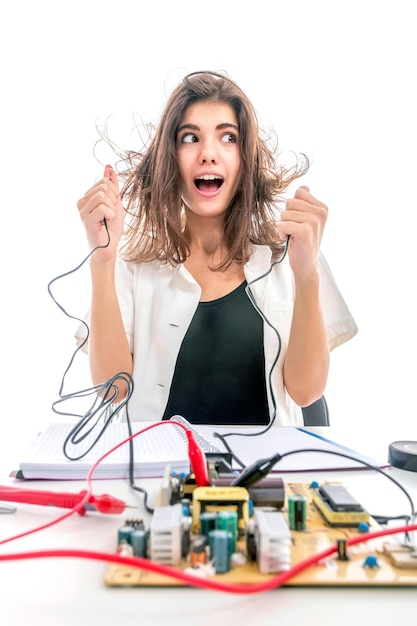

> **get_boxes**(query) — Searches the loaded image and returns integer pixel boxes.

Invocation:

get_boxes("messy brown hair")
[106,70,309,270]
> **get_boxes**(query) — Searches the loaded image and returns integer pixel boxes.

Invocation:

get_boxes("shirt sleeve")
[319,252,358,351]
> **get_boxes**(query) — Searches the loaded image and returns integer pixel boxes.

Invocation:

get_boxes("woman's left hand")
[279,186,328,282]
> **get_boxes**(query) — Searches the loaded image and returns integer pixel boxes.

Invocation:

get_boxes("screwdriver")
[0,485,133,515]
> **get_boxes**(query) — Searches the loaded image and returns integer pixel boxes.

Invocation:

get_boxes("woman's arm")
[77,166,133,398]
[279,186,330,406]
[88,260,133,396]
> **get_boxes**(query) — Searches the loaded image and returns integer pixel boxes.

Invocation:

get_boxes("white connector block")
[149,503,183,565]
[254,510,292,574]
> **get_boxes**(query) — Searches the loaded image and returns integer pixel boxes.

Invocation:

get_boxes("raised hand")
[76,165,124,263]
[279,186,328,282]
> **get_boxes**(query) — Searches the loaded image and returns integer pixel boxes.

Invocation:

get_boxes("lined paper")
[14,420,389,480]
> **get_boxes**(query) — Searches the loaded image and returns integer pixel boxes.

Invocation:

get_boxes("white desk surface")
[1,462,417,626]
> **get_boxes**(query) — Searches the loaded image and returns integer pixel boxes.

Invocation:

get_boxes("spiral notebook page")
[171,420,390,473]
[14,420,390,480]
[15,421,192,480]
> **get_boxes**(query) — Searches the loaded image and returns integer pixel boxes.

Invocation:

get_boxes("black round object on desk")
[388,441,417,472]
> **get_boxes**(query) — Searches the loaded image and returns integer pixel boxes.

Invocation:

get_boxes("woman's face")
[176,100,241,222]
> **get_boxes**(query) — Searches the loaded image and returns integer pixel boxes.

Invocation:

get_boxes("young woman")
[76,70,357,427]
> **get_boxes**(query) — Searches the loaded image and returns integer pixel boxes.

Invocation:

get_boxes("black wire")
[124,402,155,515]
[47,222,133,453]
[211,433,246,469]
[372,514,411,525]
[47,221,111,397]
[212,236,290,448]
[47,220,154,513]
[61,372,134,460]
[242,447,416,521]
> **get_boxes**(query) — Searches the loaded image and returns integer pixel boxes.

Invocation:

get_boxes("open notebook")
[12,417,390,481]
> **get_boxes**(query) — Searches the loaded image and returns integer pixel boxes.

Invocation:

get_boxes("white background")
[1,0,416,474]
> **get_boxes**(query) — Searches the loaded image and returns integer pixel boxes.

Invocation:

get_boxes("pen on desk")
[0,503,17,514]
[0,486,135,515]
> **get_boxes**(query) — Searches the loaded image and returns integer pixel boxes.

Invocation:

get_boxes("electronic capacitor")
[288,494,307,530]
[130,526,148,558]
[209,529,233,573]
[190,534,208,566]
[216,510,238,551]
[117,523,134,544]
[199,511,217,538]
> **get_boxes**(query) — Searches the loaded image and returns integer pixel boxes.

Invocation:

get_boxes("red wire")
[1,522,416,594]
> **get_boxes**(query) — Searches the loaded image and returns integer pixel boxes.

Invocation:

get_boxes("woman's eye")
[181,133,197,144]
[221,132,237,143]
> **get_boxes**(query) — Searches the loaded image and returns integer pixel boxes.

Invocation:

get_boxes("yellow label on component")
[192,486,250,534]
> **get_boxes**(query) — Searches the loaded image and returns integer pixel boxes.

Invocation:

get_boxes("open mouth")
[194,175,224,192]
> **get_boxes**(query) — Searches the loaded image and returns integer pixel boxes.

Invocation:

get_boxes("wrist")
[293,271,320,294]
[90,257,116,284]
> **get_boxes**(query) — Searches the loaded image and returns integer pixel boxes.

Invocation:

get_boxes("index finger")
[293,186,326,208]
[104,164,120,190]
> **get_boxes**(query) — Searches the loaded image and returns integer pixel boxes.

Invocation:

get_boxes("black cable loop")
[46,221,154,512]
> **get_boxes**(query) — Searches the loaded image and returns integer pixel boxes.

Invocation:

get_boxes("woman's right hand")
[77,165,124,263]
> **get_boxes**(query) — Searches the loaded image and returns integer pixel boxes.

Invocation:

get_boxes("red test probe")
[0,486,132,515]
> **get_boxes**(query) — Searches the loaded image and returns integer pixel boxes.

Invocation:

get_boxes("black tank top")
[162,281,270,425]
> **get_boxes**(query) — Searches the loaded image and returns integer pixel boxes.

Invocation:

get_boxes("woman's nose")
[199,141,218,164]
